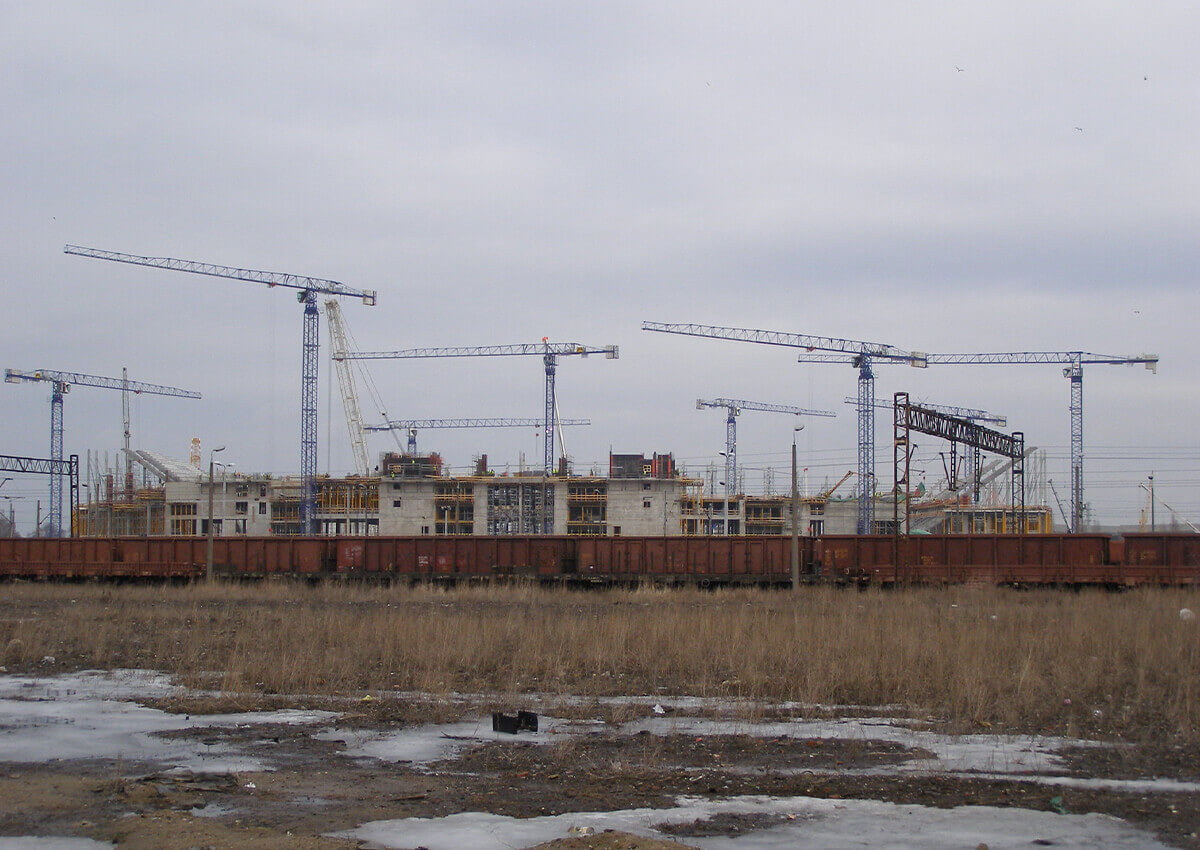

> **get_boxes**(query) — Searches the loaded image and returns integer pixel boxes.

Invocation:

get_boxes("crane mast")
[66,245,377,534]
[5,368,200,536]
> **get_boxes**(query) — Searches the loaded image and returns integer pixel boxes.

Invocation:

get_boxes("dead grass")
[1,581,1197,742]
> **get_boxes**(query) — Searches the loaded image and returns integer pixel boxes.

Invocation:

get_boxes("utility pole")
[791,425,804,589]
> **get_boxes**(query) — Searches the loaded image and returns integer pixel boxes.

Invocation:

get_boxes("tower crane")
[848,396,1005,502]
[643,321,927,533]
[64,245,377,534]
[921,351,1157,532]
[5,368,200,536]
[695,398,835,506]
[338,340,617,475]
[365,418,591,456]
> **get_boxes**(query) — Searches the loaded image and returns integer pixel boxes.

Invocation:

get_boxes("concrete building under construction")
[76,447,1051,539]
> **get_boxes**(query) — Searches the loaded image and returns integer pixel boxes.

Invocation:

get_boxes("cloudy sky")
[2,2,1196,531]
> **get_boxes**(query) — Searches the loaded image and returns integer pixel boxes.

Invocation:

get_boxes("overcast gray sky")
[2,2,1196,530]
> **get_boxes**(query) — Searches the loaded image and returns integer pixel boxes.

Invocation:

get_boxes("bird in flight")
[1074,126,1083,132]
[955,66,965,72]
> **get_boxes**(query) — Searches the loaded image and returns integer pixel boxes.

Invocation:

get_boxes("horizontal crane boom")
[365,417,590,432]
[698,398,836,418]
[338,343,618,360]
[924,351,1158,369]
[64,245,377,304]
[5,369,201,398]
[643,321,923,363]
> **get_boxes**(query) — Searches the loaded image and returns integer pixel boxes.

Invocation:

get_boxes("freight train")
[1,533,1199,586]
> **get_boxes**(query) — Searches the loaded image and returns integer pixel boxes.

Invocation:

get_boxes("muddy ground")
[1,703,1198,850]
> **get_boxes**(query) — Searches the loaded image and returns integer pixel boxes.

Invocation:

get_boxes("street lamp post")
[0,495,21,538]
[791,424,804,590]
[718,451,730,536]
[206,446,225,581]
[1149,473,1156,532]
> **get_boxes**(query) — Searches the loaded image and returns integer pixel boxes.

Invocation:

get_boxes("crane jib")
[63,245,377,305]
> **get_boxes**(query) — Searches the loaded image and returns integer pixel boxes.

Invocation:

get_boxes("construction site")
[0,245,1164,546]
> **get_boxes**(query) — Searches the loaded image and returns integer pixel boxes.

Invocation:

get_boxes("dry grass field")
[3,581,1198,743]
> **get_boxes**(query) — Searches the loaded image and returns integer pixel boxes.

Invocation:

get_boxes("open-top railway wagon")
[1,533,1199,586]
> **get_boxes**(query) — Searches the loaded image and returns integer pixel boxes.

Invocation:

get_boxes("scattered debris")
[492,710,539,734]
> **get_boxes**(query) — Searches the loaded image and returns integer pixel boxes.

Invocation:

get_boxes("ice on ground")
[0,669,180,703]
[333,793,1171,850]
[315,715,592,765]
[619,715,1083,775]
[959,772,1200,794]
[0,671,337,771]
[0,839,113,849]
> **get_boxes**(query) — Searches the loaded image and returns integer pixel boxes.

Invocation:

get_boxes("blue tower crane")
[5,368,200,536]
[64,245,377,534]
[695,398,836,522]
[644,322,926,533]
[921,351,1157,532]
[642,320,1157,534]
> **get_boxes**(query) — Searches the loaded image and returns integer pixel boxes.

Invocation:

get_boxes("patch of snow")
[315,715,591,766]
[0,671,336,771]
[618,715,1086,775]
[960,772,1200,795]
[0,669,181,703]
[332,794,1171,849]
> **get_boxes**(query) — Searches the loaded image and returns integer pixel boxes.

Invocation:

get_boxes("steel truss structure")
[0,453,80,536]
[891,392,1025,538]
